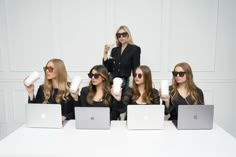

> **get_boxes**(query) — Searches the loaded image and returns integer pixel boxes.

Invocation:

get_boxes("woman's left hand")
[70,88,80,101]
[159,88,170,107]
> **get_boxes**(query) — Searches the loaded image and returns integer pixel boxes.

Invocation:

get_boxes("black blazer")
[103,44,141,78]
[28,85,76,120]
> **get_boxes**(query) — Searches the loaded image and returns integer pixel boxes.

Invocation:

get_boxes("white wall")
[0,0,235,138]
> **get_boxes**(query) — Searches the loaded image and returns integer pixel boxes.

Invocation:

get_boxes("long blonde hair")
[171,62,203,104]
[115,25,134,47]
[132,65,153,104]
[43,58,69,104]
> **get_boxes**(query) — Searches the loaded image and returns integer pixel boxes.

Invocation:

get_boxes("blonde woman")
[163,62,204,120]
[103,25,141,89]
[24,58,78,121]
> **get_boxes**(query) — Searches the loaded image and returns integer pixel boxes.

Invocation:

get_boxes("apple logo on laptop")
[193,115,198,120]
[90,116,94,120]
[41,113,46,119]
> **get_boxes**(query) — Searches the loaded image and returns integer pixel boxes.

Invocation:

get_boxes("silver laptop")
[25,103,62,129]
[74,107,110,129]
[175,105,214,130]
[127,105,165,130]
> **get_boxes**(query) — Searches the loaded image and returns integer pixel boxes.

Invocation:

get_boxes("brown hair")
[171,62,203,104]
[87,65,112,106]
[132,65,153,104]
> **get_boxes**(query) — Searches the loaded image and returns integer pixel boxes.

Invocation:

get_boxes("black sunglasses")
[116,32,128,38]
[43,66,54,73]
[88,73,101,79]
[134,73,143,79]
[172,71,186,77]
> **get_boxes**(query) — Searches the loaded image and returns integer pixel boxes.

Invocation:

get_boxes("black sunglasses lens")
[138,73,142,79]
[172,71,185,77]
[88,73,100,79]
[121,32,127,37]
[93,74,100,79]
[116,33,121,38]
[116,32,128,38]
[179,72,185,77]
[172,71,177,77]
[134,73,142,79]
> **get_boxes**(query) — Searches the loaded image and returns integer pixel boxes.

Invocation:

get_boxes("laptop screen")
[176,105,214,130]
[74,107,110,129]
[127,105,164,130]
[25,103,62,129]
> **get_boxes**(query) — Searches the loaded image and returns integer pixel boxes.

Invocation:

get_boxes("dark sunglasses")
[116,32,128,38]
[88,73,101,79]
[134,73,143,79]
[172,71,186,77]
[43,66,54,73]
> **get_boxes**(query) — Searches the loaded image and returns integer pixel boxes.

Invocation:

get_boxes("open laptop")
[127,105,165,130]
[173,105,214,130]
[74,107,110,129]
[25,103,62,129]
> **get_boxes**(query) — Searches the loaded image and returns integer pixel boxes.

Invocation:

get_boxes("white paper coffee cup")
[113,77,123,95]
[24,71,40,86]
[70,76,82,93]
[161,80,169,97]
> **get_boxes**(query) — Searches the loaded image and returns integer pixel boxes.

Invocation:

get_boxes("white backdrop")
[0,0,235,139]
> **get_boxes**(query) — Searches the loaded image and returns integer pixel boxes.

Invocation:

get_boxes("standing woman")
[163,62,204,120]
[78,65,126,120]
[103,25,141,89]
[24,58,78,121]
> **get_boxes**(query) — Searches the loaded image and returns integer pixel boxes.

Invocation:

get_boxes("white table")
[0,120,235,157]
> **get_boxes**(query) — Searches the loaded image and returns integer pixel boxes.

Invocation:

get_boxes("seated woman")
[24,58,78,122]
[122,65,162,115]
[163,62,204,120]
[77,65,125,120]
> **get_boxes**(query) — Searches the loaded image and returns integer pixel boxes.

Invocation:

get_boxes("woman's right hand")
[23,77,34,95]
[104,44,111,54]
[103,45,111,61]
[23,77,34,101]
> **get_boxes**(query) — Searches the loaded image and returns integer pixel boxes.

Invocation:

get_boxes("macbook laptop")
[74,107,110,129]
[127,105,165,130]
[25,103,62,129]
[173,105,214,130]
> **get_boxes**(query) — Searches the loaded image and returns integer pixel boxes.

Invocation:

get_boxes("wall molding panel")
[167,0,219,71]
[5,0,54,71]
[0,90,6,123]
[0,0,10,72]
[12,88,26,124]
